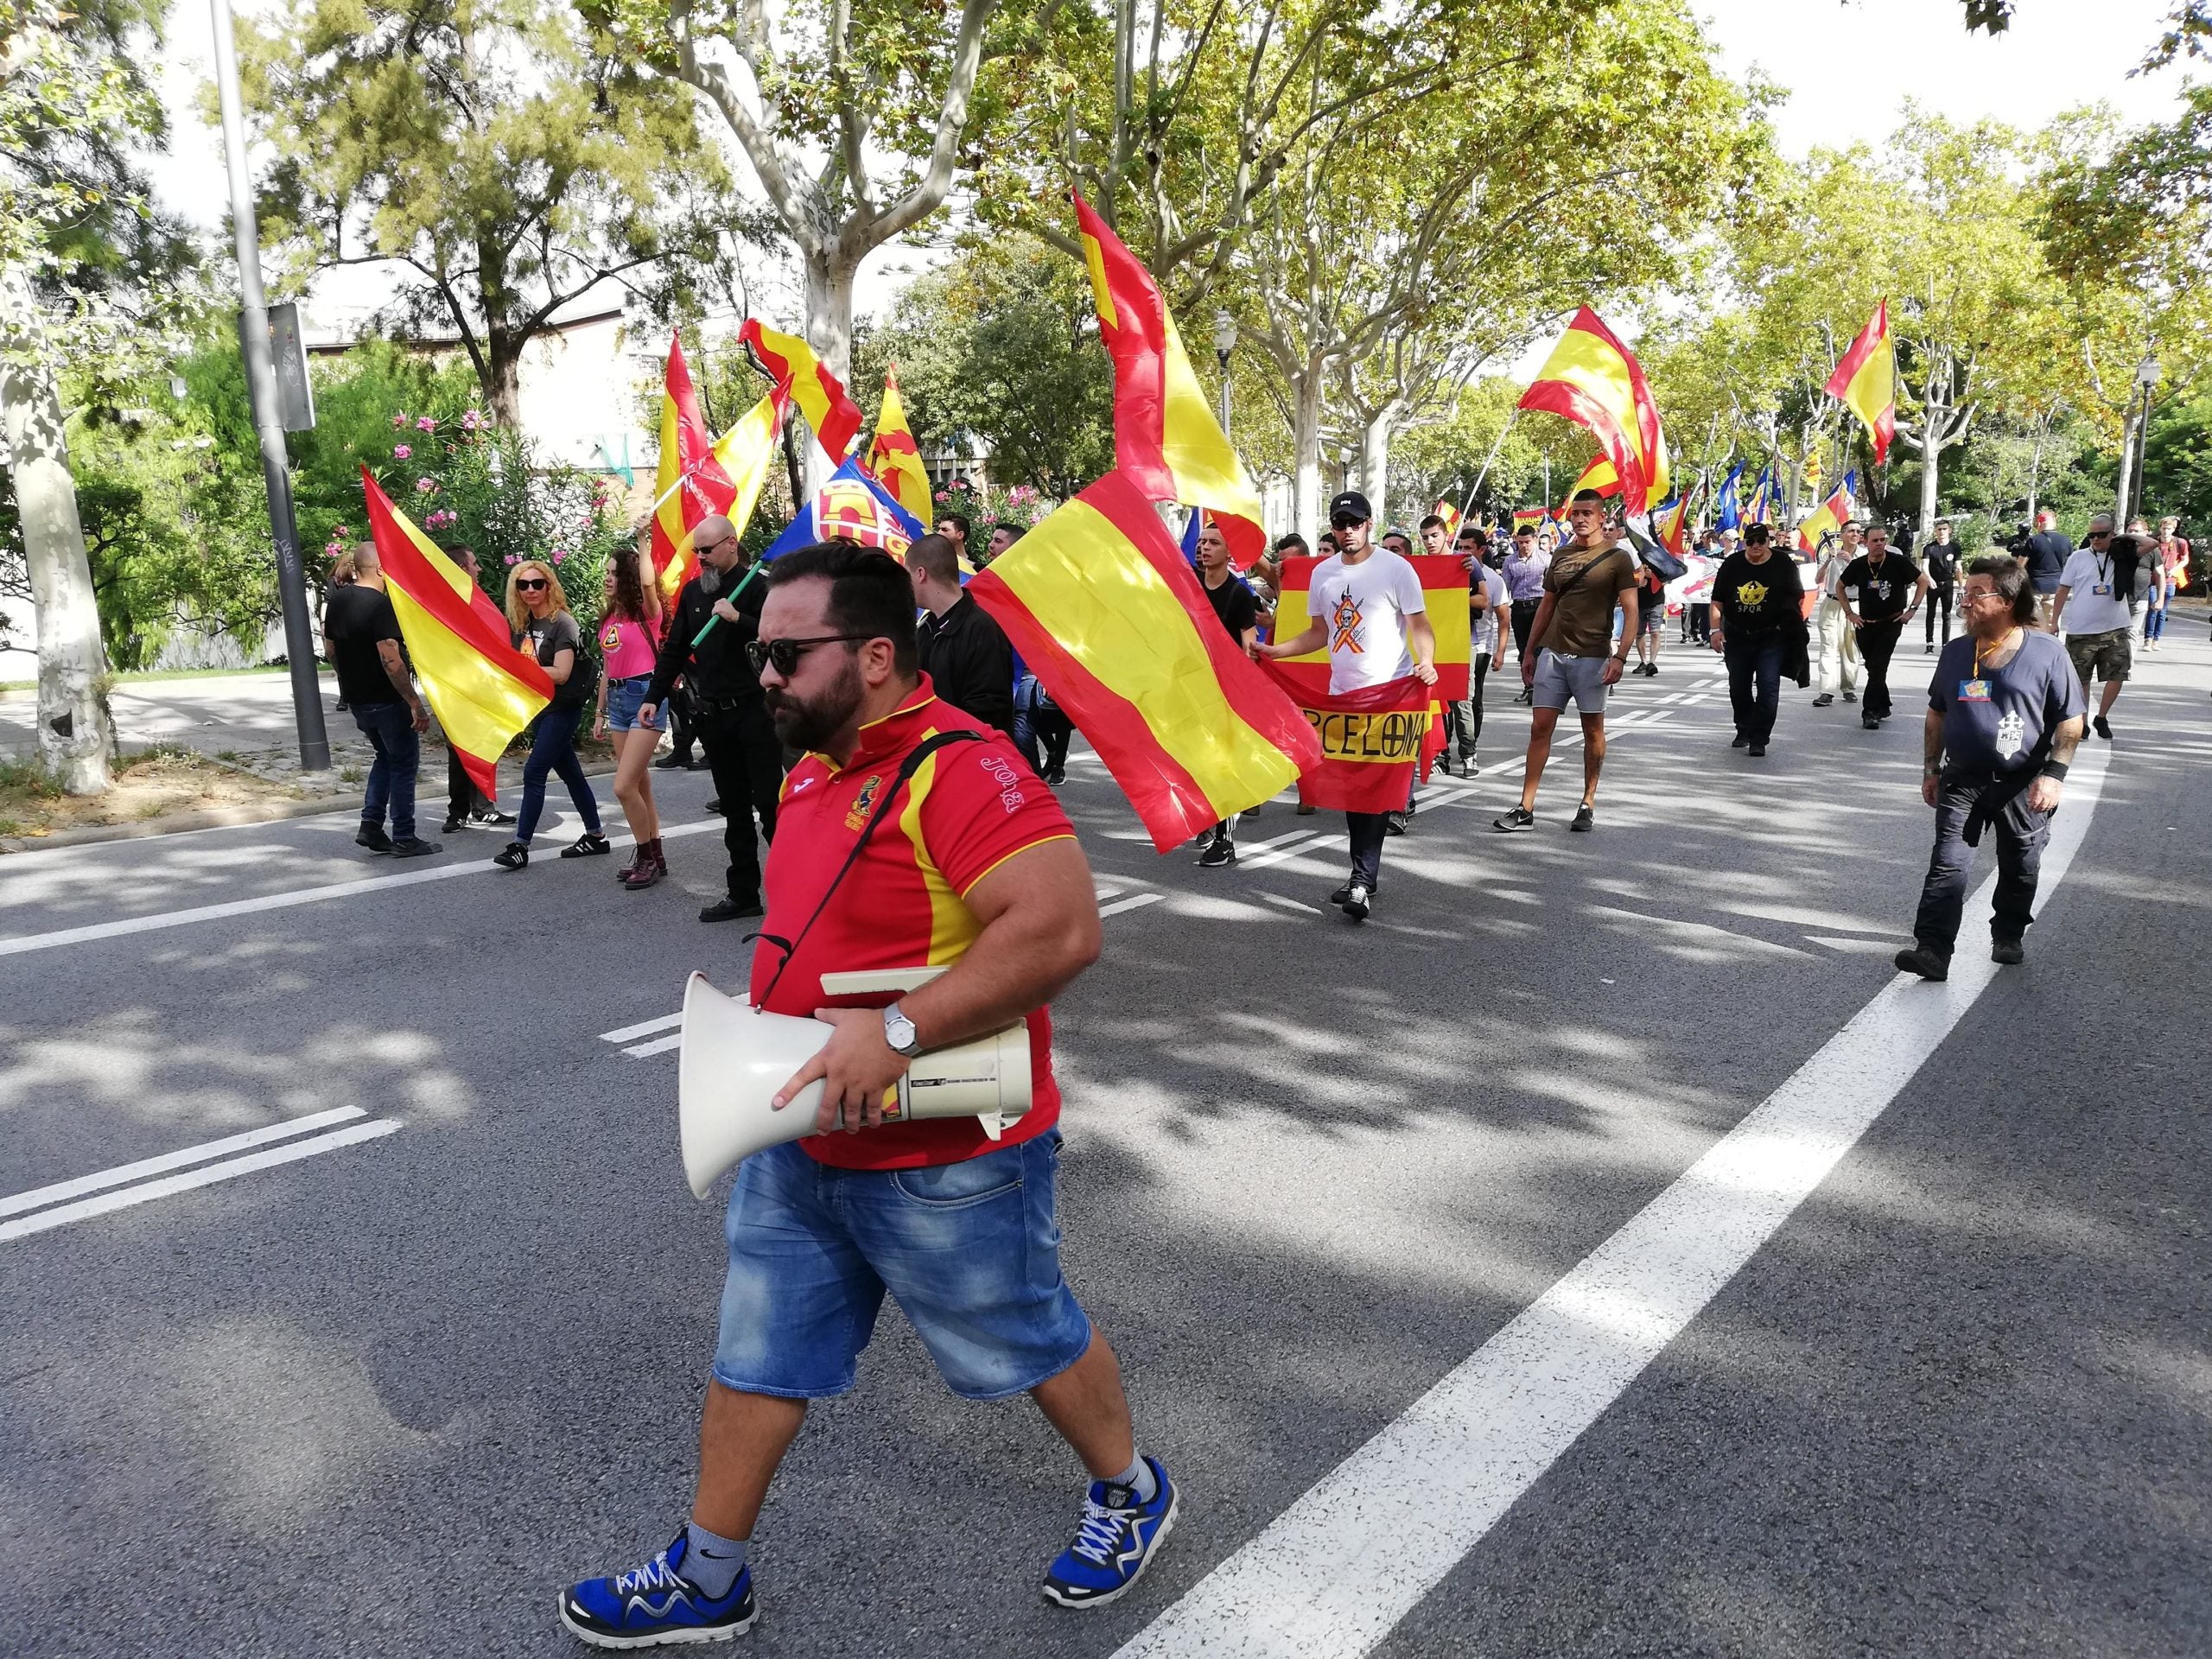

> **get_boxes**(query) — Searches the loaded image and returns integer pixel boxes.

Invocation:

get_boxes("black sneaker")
[1459,753,1479,775]
[559,1529,758,1648]
[493,841,529,871]
[1748,743,1767,758]
[1894,944,1948,981]
[561,832,613,858]
[704,798,724,816]
[1570,804,1595,832]
[1492,806,1535,832]
[1197,836,1236,868]
[355,825,395,854]
[700,894,763,924]
[1862,715,1879,730]
[2093,714,2112,741]
[469,808,516,827]
[441,816,464,836]
[1842,690,1857,703]
[1044,767,1067,786]
[1811,694,1834,708]
[652,751,692,770]
[389,836,442,859]
[1730,734,1750,748]
[1992,938,2025,965]
[1340,881,1371,921]
[1327,874,1375,906]
[1384,810,1409,836]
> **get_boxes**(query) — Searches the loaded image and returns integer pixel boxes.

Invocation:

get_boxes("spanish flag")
[1518,308,1670,513]
[865,367,933,522]
[964,469,1319,852]
[741,317,863,462]
[1071,192,1268,570]
[359,467,552,798]
[1432,499,1462,538]
[1823,301,1896,466]
[1512,507,1549,531]
[1656,486,1695,557]
[1562,453,1622,509]
[1796,470,1859,554]
[1267,555,1471,702]
[1258,668,1435,814]
[648,342,787,608]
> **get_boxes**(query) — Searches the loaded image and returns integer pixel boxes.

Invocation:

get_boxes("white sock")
[1107,1455,1157,1503]
[682,1522,748,1599]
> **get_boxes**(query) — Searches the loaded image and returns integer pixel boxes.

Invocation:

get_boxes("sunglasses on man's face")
[1331,514,1366,531]
[516,577,549,591]
[745,633,876,677]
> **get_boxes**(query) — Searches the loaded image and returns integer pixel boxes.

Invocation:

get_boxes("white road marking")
[1098,892,1165,918]
[1235,832,1338,873]
[1115,747,2111,1659]
[0,1106,368,1219]
[1256,892,1325,916]
[622,1034,684,1058]
[599,1012,685,1046]
[0,819,729,961]
[1,1118,404,1244]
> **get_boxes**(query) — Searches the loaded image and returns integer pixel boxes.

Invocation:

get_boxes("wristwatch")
[882,1001,923,1058]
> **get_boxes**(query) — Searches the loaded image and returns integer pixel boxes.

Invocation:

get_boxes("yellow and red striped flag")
[865,367,932,522]
[1656,487,1696,557]
[359,468,552,798]
[1796,470,1859,554]
[964,468,1319,851]
[1512,507,1548,531]
[741,317,863,462]
[648,340,787,609]
[1518,308,1670,514]
[1266,556,1471,702]
[1823,301,1896,465]
[1072,192,1268,570]
[1431,499,1462,538]
[1561,453,1622,512]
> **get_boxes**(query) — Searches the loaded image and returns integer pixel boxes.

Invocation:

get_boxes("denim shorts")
[604,675,663,733]
[1531,649,1612,715]
[712,1132,1091,1401]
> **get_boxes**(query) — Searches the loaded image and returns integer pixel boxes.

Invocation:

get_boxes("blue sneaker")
[1042,1456,1179,1609]
[558,1529,757,1648]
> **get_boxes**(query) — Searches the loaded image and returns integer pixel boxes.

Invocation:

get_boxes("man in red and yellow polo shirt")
[562,544,1176,1649]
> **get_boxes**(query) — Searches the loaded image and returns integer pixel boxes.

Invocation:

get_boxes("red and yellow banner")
[1072,191,1266,571]
[359,468,553,798]
[1258,668,1433,813]
[1518,308,1670,514]
[865,367,932,522]
[649,337,786,609]
[1823,300,1896,466]
[741,317,862,462]
[965,469,1319,851]
[1266,555,1471,702]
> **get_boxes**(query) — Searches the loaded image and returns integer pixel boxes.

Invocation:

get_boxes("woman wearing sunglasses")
[592,545,669,887]
[494,560,609,871]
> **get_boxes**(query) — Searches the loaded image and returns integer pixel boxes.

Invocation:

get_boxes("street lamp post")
[2126,353,2159,524]
[211,0,330,773]
[1211,310,1238,432]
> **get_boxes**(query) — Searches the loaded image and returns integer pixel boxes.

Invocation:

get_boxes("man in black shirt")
[1193,516,1259,868]
[1840,524,1926,728]
[643,514,780,922]
[911,532,1015,738]
[321,546,441,857]
[2021,508,2071,627]
[1921,518,1961,653]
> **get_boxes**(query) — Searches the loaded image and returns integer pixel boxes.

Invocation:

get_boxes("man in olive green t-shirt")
[1493,488,1639,834]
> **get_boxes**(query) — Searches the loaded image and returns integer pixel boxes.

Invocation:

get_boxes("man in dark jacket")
[910,532,1016,739]
[643,515,781,922]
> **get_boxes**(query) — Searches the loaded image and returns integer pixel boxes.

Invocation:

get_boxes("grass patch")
[0,745,323,843]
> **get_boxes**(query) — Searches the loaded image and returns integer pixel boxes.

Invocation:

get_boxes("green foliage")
[2143,384,2212,534]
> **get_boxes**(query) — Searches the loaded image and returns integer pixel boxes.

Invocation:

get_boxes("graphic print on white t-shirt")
[1311,550,1427,694]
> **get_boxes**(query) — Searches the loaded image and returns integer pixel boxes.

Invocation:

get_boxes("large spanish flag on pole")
[1517,308,1670,514]
[1561,453,1622,509]
[1823,301,1896,466]
[359,468,552,798]
[740,317,863,463]
[1796,469,1859,554]
[865,367,933,522]
[648,343,788,609]
[1071,192,1268,571]
[965,469,1319,851]
[1266,556,1471,702]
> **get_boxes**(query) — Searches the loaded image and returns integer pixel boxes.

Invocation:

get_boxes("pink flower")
[324,542,344,556]
[550,548,569,563]
[332,525,349,538]
[504,554,519,566]
[460,410,482,431]
[416,476,436,493]
[391,414,406,429]
[392,443,411,459]
[416,416,437,431]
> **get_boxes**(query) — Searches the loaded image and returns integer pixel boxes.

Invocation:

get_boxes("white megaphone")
[677,968,1034,1198]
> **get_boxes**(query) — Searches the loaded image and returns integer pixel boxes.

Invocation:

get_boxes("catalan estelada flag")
[865,368,932,522]
[1266,555,1471,702]
[1824,301,1896,466]
[359,467,552,797]
[1071,192,1268,570]
[964,468,1319,852]
[1518,307,1670,513]
[741,317,863,462]
[1257,666,1435,813]
[1796,469,1859,554]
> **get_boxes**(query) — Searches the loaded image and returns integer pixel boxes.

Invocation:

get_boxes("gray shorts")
[1531,649,1611,715]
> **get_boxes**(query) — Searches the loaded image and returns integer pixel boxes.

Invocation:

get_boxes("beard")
[764,656,865,751]
[696,562,721,595]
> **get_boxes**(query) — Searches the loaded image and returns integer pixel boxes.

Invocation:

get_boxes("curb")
[0,758,624,856]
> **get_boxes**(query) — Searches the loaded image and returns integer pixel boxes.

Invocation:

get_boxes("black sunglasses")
[746,633,876,677]
[1331,513,1367,531]
[515,576,549,590]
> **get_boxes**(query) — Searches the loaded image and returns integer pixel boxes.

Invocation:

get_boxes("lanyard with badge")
[1960,628,2018,703]
[2089,551,2113,597]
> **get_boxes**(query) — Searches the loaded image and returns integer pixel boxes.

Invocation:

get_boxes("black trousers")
[1724,633,1785,746]
[1924,586,1954,645]
[1445,655,1491,758]
[1913,771,2051,955]
[447,746,493,822]
[696,698,783,901]
[1858,620,1904,718]
[1346,811,1390,887]
[1510,600,1541,660]
[665,683,701,763]
[1688,603,1710,644]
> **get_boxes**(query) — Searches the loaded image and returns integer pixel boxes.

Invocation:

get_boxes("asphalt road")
[2,618,2205,1659]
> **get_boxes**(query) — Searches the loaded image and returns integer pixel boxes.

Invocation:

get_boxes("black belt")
[695,692,763,711]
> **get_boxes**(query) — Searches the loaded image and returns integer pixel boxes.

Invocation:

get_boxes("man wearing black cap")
[1258,490,1436,919]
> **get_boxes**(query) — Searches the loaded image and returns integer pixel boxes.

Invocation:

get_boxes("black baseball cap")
[1329,490,1372,524]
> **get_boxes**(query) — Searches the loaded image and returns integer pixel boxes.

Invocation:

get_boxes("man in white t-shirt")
[2051,513,2137,741]
[1260,490,1436,920]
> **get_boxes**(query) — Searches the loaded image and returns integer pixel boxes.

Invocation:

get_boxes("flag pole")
[1457,409,1522,529]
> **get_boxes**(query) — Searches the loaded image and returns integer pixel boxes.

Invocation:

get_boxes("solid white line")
[0,1106,369,1219]
[622,1033,685,1059]
[1098,893,1165,918]
[0,1119,404,1244]
[600,1011,685,1045]
[0,821,729,961]
[1115,747,2110,1659]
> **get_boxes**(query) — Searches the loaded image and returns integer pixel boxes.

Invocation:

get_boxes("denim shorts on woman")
[712,1132,1092,1401]
[603,675,664,733]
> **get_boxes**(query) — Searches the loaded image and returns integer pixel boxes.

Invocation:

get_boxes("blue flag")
[766,455,926,562]
[1713,461,1745,532]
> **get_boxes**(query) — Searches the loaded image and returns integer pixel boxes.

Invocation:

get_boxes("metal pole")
[2130,382,2152,524]
[1459,408,1521,523]
[211,0,329,772]
[1217,352,1232,433]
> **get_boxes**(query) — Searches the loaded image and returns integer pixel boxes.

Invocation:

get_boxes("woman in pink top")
[593,544,668,887]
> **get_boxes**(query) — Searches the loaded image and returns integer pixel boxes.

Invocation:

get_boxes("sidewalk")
[0,670,355,767]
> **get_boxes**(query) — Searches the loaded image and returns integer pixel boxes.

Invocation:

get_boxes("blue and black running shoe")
[559,1529,757,1649]
[1041,1456,1179,1609]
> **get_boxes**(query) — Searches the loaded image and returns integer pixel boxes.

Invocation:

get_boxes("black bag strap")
[750,728,987,1009]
